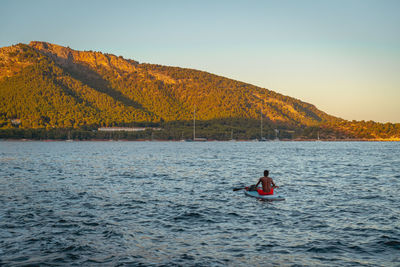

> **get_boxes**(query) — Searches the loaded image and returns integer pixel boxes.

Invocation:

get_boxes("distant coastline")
[1,138,399,142]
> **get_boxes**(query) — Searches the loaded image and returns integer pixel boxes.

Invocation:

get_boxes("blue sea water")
[0,141,399,266]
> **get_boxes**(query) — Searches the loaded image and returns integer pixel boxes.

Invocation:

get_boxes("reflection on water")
[1,141,399,266]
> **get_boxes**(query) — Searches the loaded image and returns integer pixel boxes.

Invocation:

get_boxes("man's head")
[264,170,269,177]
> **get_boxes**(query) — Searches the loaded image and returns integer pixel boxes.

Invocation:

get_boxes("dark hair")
[264,170,269,176]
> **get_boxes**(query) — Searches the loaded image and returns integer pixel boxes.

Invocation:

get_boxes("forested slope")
[0,41,399,140]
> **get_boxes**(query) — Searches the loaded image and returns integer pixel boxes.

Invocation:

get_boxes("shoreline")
[1,138,399,142]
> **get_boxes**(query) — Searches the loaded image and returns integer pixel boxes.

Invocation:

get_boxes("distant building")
[11,119,21,126]
[98,127,161,132]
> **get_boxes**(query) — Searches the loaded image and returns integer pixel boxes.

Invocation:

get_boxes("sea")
[0,141,399,266]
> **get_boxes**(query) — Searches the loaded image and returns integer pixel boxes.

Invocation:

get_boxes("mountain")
[0,41,399,140]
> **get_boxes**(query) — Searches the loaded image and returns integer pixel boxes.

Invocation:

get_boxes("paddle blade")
[233,187,247,191]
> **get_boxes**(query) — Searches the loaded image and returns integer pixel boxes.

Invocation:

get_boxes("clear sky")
[1,0,399,123]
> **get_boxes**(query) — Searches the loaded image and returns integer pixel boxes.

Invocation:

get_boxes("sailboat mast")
[193,105,196,140]
[260,108,263,140]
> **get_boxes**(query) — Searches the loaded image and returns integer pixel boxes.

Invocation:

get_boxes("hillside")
[0,41,399,140]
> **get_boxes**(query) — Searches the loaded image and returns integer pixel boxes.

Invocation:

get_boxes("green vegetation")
[0,42,399,140]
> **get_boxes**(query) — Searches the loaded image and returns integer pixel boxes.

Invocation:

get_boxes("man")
[255,170,279,195]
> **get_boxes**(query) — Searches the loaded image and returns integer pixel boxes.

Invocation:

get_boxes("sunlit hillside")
[0,42,399,140]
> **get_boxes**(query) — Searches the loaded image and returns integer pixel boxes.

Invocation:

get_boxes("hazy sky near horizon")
[1,0,399,123]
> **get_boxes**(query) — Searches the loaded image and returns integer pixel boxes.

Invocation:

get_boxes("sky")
[1,0,399,123]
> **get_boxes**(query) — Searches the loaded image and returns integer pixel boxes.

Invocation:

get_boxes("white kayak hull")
[244,190,285,201]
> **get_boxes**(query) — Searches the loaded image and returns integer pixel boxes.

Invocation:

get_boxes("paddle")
[233,185,280,191]
[233,187,248,191]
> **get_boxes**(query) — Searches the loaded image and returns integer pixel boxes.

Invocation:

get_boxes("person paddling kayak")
[255,170,279,195]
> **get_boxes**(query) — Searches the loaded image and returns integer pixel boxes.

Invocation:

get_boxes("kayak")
[244,190,285,201]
